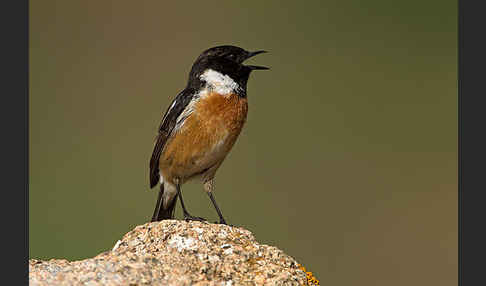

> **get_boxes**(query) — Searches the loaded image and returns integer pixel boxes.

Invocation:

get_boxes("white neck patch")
[200,69,240,95]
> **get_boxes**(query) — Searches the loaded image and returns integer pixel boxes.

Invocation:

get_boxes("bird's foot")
[213,219,235,227]
[183,213,207,222]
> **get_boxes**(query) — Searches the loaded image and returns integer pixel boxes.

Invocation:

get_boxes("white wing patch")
[167,99,177,113]
[173,89,209,132]
[200,69,240,95]
[173,99,196,132]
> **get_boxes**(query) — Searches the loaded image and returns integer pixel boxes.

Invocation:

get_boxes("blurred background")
[30,1,457,285]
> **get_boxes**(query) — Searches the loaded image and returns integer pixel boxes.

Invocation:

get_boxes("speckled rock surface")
[29,220,311,285]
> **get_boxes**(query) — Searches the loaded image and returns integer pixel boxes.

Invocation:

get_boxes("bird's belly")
[159,92,248,183]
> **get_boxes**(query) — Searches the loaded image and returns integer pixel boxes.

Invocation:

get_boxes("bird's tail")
[151,184,177,222]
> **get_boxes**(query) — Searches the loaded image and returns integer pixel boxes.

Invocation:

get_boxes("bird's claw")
[183,214,207,222]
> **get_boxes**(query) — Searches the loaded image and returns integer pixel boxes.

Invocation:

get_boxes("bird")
[149,45,268,224]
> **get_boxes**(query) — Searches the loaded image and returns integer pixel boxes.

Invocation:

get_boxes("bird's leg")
[150,184,164,222]
[204,180,227,225]
[176,180,206,222]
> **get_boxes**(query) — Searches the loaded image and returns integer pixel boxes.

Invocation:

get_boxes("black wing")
[149,88,196,188]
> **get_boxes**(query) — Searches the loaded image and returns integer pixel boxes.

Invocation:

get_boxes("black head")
[194,45,268,66]
[187,45,268,97]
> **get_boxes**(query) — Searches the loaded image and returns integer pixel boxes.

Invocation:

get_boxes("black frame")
[459,0,486,285]
[2,0,29,284]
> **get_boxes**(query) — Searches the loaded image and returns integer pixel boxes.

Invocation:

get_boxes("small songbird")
[149,45,268,224]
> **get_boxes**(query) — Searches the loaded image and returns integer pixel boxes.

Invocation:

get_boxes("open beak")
[244,50,269,70]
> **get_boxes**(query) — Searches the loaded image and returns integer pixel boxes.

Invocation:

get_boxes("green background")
[30,1,457,284]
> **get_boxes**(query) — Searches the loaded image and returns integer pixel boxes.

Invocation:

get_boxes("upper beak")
[246,50,268,58]
[244,50,269,70]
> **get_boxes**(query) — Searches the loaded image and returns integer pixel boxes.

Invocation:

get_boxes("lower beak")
[246,65,270,70]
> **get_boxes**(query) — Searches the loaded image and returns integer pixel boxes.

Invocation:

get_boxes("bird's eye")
[228,54,235,59]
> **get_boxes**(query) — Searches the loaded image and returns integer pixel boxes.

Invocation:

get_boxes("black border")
[459,0,486,285]
[458,0,462,284]
[1,0,29,284]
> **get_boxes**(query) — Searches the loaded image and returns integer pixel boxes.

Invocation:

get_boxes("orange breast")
[159,91,248,183]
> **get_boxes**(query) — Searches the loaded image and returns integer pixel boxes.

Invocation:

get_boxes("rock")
[29,220,318,285]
